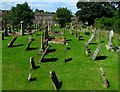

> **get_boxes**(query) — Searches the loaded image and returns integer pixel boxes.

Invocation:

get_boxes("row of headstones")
[7,35,34,50]
[39,26,49,54]
[28,57,110,89]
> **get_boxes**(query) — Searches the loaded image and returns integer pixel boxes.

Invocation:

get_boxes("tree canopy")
[76,2,116,26]
[6,2,34,29]
[56,7,72,28]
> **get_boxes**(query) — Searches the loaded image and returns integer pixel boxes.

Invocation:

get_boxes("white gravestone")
[20,21,24,36]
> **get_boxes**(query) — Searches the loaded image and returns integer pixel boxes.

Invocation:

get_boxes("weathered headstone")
[2,32,4,40]
[39,33,44,54]
[28,73,32,81]
[92,44,101,60]
[108,30,113,47]
[100,67,110,88]
[29,57,36,69]
[70,22,73,35]
[85,45,91,56]
[20,21,24,36]
[86,34,95,45]
[4,27,8,36]
[25,36,34,50]
[8,36,17,47]
[50,71,61,90]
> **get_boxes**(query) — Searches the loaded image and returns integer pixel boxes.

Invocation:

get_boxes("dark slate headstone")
[30,57,36,69]
[8,36,17,47]
[50,71,60,90]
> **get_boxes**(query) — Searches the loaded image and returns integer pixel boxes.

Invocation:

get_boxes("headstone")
[50,71,60,90]
[108,30,113,47]
[29,57,36,69]
[28,73,32,81]
[100,67,110,88]
[4,27,8,36]
[20,21,24,36]
[8,36,17,47]
[70,22,73,35]
[39,33,44,54]
[92,44,101,60]
[86,34,95,45]
[90,25,92,33]
[7,26,11,33]
[85,45,91,56]
[25,36,34,50]
[2,32,4,40]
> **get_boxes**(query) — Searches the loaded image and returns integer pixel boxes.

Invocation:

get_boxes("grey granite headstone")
[92,44,101,60]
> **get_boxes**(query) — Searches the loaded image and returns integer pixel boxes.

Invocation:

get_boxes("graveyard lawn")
[2,28,119,90]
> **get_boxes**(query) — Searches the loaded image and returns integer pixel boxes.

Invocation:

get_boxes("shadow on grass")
[89,43,97,45]
[42,58,59,63]
[100,41,105,43]
[65,58,72,63]
[29,78,37,82]
[11,44,23,47]
[47,49,56,53]
[96,56,107,60]
[79,38,84,41]
[27,47,38,50]
[66,39,72,42]
[34,66,40,69]
[67,47,71,50]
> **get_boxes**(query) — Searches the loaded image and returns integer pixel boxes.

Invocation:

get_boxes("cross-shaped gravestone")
[50,71,61,90]
[92,44,101,60]
[29,57,36,69]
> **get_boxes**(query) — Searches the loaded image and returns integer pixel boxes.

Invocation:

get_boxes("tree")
[76,1,116,26]
[56,7,72,28]
[35,9,44,13]
[6,2,34,30]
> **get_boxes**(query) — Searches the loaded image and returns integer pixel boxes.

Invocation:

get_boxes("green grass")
[2,28,119,90]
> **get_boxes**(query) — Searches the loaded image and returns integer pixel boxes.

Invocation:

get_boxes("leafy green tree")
[56,7,72,28]
[35,9,44,13]
[7,2,34,30]
[76,1,115,26]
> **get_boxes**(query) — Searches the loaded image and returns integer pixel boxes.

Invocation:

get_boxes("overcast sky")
[0,0,78,13]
